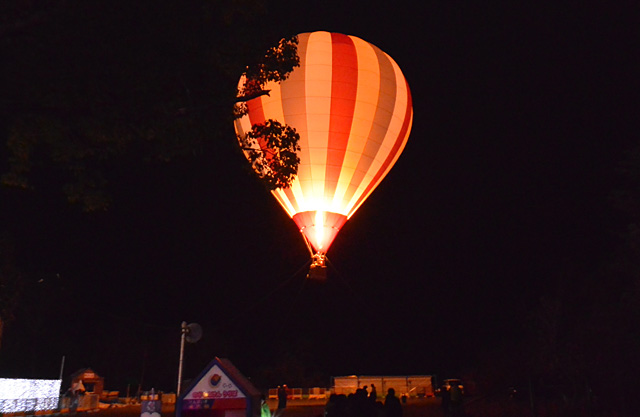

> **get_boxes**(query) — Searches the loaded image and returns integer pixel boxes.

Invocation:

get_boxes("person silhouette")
[260,395,271,417]
[369,384,377,401]
[276,385,287,417]
[383,388,402,417]
[439,385,451,416]
[449,383,463,416]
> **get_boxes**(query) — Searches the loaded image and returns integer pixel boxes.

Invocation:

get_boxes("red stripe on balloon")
[324,33,358,200]
[247,97,266,128]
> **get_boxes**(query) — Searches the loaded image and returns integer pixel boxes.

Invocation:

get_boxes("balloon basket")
[307,254,327,282]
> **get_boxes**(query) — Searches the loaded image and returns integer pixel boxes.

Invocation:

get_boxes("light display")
[0,378,61,413]
[236,31,413,268]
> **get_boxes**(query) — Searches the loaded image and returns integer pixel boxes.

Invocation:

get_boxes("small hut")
[69,368,104,396]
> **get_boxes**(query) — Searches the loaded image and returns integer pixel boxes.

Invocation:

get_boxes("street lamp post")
[176,322,202,396]
[177,322,187,395]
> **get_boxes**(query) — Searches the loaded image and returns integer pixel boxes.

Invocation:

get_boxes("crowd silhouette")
[324,387,403,417]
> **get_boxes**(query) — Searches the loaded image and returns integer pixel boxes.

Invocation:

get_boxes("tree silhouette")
[0,234,24,350]
[1,0,301,210]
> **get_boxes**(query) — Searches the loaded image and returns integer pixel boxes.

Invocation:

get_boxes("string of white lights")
[0,379,61,413]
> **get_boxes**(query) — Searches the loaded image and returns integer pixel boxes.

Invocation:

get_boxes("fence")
[268,387,328,400]
[59,393,99,411]
[332,376,435,398]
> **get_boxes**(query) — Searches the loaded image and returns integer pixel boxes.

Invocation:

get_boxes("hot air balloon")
[235,31,413,279]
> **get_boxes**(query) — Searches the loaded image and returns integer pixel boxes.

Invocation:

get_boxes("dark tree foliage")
[0,234,24,350]
[0,0,300,210]
[466,142,640,416]
[240,120,300,190]
[235,36,301,190]
[237,36,300,101]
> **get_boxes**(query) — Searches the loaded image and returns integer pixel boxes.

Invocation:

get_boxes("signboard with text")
[183,364,246,410]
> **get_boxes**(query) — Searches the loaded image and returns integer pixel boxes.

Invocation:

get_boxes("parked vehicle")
[435,379,464,396]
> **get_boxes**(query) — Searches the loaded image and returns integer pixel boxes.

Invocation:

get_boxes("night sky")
[1,1,637,395]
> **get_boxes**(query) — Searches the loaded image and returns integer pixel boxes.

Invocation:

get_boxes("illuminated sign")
[183,365,245,410]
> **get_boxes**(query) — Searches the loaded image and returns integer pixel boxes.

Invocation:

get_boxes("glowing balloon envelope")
[235,31,413,270]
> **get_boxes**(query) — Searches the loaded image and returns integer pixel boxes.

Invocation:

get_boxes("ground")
[64,397,452,417]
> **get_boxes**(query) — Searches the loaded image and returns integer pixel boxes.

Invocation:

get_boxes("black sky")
[1,0,637,393]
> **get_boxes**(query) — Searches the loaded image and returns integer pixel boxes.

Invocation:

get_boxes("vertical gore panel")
[342,45,398,209]
[349,78,412,216]
[324,33,358,201]
[277,33,312,214]
[304,32,333,208]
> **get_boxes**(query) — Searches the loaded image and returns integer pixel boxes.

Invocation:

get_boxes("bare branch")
[236,89,271,103]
